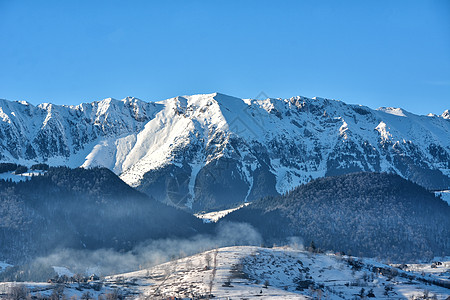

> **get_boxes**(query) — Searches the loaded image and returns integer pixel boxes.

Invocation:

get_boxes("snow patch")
[435,190,450,206]
[378,107,407,117]
[375,121,392,142]
[0,261,12,272]
[195,203,250,223]
[52,266,75,278]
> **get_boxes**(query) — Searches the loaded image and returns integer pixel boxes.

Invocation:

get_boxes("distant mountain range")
[1,93,449,211]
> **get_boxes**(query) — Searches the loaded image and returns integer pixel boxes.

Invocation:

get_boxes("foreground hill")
[223,172,450,261]
[1,93,449,211]
[1,246,449,299]
[0,167,205,264]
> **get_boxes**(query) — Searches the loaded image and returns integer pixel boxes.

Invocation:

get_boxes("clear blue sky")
[0,0,449,115]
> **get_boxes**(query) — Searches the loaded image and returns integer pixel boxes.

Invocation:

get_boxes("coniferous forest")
[1,167,449,282]
[223,172,450,261]
[0,167,206,264]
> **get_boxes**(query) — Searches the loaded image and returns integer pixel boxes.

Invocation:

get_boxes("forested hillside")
[223,172,450,261]
[0,167,206,264]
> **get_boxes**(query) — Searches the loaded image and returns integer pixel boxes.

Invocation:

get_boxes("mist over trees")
[1,166,449,283]
[0,167,207,264]
[223,172,450,261]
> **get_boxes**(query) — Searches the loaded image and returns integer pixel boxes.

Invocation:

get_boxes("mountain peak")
[377,107,408,117]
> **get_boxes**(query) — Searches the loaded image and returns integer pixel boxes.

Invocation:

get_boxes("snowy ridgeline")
[1,246,449,299]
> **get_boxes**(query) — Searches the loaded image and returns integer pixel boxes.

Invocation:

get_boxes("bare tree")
[104,289,121,300]
[213,248,218,268]
[81,291,93,300]
[185,258,193,272]
[7,284,29,300]
[204,253,212,270]
[49,284,65,300]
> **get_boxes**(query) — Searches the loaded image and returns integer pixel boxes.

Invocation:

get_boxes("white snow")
[52,266,75,278]
[186,162,202,209]
[435,190,450,206]
[4,246,449,299]
[0,171,44,182]
[378,107,407,117]
[0,172,28,182]
[1,93,450,209]
[194,203,251,223]
[0,262,12,273]
[375,121,392,142]
[339,120,349,139]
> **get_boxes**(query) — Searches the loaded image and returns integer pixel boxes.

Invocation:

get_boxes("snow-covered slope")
[1,93,449,211]
[0,97,160,168]
[3,246,449,299]
[436,190,450,206]
[194,203,250,223]
[0,262,12,273]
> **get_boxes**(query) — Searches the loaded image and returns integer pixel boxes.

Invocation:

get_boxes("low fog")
[33,222,262,277]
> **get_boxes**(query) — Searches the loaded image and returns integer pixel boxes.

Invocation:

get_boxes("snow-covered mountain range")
[1,93,449,211]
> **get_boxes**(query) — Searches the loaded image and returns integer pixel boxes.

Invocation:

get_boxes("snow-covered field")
[0,262,12,273]
[194,203,250,223]
[436,190,450,206]
[399,258,450,279]
[1,246,449,299]
[0,171,44,182]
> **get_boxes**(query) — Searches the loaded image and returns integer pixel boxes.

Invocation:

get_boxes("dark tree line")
[0,167,207,265]
[223,172,450,261]
[0,162,49,174]
[0,163,26,174]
